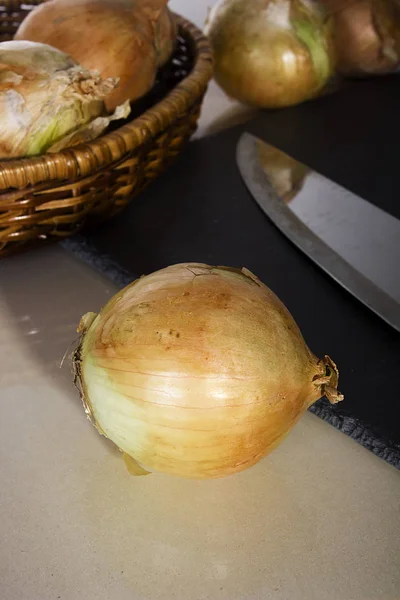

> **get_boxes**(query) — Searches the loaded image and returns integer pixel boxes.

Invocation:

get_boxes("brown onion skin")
[321,0,400,76]
[205,0,336,109]
[152,2,177,66]
[76,264,342,480]
[15,0,176,111]
[212,28,324,108]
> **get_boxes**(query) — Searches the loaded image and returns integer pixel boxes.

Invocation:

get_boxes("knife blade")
[236,132,400,332]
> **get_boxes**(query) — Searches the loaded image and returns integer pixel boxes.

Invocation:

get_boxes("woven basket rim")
[0,12,213,190]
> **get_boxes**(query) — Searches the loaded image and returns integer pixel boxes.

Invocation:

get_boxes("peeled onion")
[322,0,400,76]
[204,0,336,109]
[15,0,177,111]
[74,263,343,480]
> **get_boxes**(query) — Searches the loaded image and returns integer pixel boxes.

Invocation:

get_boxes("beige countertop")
[1,2,399,599]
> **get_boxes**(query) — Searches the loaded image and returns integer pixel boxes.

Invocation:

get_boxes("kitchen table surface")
[1,2,399,599]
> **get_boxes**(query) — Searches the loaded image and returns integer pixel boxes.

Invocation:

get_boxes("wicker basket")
[0,1,213,257]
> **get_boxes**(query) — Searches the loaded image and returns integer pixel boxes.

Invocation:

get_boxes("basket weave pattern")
[0,1,213,257]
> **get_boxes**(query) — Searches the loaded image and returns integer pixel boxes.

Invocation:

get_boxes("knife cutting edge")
[236,132,400,332]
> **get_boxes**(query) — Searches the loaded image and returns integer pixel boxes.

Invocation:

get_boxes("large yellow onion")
[204,0,336,108]
[321,0,400,76]
[15,0,177,111]
[74,263,343,480]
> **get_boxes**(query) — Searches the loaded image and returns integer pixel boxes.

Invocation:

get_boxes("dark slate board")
[63,75,400,467]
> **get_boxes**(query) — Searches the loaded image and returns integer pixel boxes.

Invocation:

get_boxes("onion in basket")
[204,0,336,109]
[0,41,130,159]
[15,0,177,111]
[74,263,343,480]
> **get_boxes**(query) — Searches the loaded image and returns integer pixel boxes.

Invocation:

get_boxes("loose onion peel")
[74,263,343,480]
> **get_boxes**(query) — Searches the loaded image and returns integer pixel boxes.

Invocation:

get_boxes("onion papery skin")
[323,0,400,76]
[205,0,336,109]
[75,264,342,479]
[15,0,177,111]
[0,40,118,158]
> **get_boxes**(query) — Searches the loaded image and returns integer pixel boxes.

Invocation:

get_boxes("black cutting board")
[81,75,400,463]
